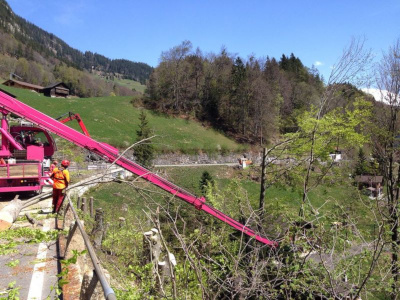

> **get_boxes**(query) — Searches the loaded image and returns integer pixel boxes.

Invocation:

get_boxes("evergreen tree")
[134,111,154,167]
[199,171,214,195]
[354,147,370,175]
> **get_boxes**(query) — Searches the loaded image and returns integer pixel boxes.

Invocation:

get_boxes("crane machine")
[0,90,277,247]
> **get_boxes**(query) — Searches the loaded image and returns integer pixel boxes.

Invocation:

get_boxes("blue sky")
[7,0,400,81]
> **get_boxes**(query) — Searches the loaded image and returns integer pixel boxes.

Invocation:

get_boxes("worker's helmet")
[61,160,70,167]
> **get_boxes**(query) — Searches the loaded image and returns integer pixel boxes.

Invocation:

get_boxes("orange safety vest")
[51,167,70,189]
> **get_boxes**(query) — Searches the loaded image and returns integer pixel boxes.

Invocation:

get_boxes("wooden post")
[259,147,267,222]
[89,197,94,218]
[91,208,104,249]
[82,197,87,213]
[77,197,81,211]
[64,221,79,257]
[63,202,74,230]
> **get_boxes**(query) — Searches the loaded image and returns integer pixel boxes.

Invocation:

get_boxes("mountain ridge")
[0,0,152,84]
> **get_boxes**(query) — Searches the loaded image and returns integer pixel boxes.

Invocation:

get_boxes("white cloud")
[362,88,396,104]
[314,61,323,66]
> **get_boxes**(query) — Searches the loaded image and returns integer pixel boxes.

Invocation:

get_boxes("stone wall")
[153,151,263,166]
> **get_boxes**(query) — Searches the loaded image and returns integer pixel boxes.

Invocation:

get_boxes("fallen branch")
[25,213,43,227]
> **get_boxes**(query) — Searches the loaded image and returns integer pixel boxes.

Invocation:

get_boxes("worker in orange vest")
[50,160,58,172]
[51,160,70,214]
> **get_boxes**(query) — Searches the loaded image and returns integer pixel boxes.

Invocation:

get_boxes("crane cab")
[0,122,56,193]
[10,126,56,159]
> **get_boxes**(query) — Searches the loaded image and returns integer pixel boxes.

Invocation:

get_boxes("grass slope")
[0,85,244,153]
[94,75,147,93]
[111,78,146,93]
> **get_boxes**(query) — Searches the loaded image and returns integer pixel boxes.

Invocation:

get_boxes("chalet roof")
[42,82,69,90]
[355,175,383,184]
[2,79,43,90]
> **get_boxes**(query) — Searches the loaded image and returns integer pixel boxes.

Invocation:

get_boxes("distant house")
[42,82,69,98]
[355,175,383,198]
[329,150,342,162]
[2,79,43,93]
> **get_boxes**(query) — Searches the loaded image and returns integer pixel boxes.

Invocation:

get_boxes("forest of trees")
[145,40,370,144]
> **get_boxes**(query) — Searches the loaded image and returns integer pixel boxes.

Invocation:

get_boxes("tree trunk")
[259,148,267,223]
[0,195,22,231]
[391,208,399,299]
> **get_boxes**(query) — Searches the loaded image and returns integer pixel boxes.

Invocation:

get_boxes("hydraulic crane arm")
[0,91,277,247]
[56,112,91,137]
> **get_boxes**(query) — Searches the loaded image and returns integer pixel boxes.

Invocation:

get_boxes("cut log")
[0,195,22,231]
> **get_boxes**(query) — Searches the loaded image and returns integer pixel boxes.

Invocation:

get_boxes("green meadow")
[94,75,147,93]
[0,85,244,153]
[111,77,146,93]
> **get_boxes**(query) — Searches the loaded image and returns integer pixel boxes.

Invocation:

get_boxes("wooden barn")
[2,79,43,93]
[42,82,69,98]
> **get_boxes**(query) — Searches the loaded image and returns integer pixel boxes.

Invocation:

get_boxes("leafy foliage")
[0,227,59,256]
[2,281,20,300]
[285,97,372,160]
[5,259,19,268]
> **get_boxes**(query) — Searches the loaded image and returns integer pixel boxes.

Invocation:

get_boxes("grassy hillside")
[0,85,245,153]
[96,76,146,93]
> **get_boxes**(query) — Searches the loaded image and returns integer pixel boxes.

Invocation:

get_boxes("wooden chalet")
[42,82,69,98]
[355,175,383,198]
[2,79,43,93]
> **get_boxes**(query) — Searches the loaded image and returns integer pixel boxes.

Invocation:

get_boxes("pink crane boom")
[0,91,277,247]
